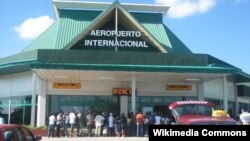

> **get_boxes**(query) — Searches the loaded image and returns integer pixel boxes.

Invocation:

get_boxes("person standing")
[240,109,250,125]
[135,109,144,137]
[154,111,162,125]
[108,113,115,136]
[76,111,83,136]
[86,110,94,137]
[126,113,132,137]
[95,111,105,137]
[120,113,127,137]
[62,112,69,137]
[100,111,106,136]
[69,110,76,137]
[56,112,63,137]
[48,113,55,138]
[143,112,150,136]
[114,116,121,137]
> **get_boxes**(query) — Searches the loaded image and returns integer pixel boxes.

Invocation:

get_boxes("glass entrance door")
[46,95,120,122]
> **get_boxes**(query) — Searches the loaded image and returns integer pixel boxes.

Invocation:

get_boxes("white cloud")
[155,0,216,19]
[13,16,54,40]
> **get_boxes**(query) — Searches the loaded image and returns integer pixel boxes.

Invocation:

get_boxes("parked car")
[0,124,42,141]
[168,100,238,125]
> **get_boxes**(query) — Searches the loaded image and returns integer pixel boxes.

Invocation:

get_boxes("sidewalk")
[41,137,148,141]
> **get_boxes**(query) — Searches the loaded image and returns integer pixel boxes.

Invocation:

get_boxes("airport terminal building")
[0,1,250,126]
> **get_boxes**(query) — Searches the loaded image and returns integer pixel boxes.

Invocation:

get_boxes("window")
[152,97,162,103]
[172,104,213,117]
[238,102,249,114]
[140,97,151,103]
[47,95,120,121]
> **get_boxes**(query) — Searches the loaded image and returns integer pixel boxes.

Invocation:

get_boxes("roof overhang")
[0,50,240,77]
[34,69,226,83]
[52,0,169,19]
[237,82,250,87]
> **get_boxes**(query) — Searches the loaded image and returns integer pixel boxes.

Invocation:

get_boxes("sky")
[0,0,250,74]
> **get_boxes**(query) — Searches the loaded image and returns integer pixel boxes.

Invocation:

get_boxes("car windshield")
[172,104,213,117]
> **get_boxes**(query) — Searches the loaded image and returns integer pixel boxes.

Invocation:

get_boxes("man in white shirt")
[108,113,115,136]
[48,113,55,138]
[154,112,162,125]
[95,111,105,136]
[56,112,63,137]
[69,110,76,137]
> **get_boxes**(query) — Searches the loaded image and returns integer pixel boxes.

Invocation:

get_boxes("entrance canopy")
[34,69,225,83]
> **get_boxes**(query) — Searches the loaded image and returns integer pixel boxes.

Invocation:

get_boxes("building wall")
[0,72,35,125]
[204,78,235,101]
[238,97,250,112]
[227,81,236,101]
[47,81,197,97]
[137,82,197,97]
[46,80,197,123]
[47,81,130,95]
[0,72,33,97]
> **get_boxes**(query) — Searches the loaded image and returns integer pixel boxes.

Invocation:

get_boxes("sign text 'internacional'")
[84,30,149,48]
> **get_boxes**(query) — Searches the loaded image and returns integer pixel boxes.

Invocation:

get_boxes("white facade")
[0,71,248,126]
[204,78,236,101]
[47,81,197,96]
[0,72,33,97]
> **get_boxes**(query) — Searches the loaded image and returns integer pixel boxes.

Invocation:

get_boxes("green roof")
[22,10,101,52]
[22,21,59,52]
[22,2,192,54]
[1,2,248,83]
[30,50,233,73]
[163,25,192,54]
[1,49,250,83]
[0,49,236,73]
[55,10,101,50]
[0,50,37,66]
[131,12,192,54]
[0,50,38,75]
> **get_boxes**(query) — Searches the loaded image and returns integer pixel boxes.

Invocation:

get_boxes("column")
[131,76,136,114]
[31,72,37,126]
[8,99,11,124]
[197,82,204,101]
[234,83,238,116]
[222,76,228,112]
[37,78,47,126]
[120,96,128,117]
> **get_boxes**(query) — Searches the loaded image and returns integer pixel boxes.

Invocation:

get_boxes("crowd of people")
[46,107,250,138]
[47,108,171,138]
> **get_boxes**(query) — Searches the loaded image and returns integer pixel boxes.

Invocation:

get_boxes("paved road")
[41,137,148,141]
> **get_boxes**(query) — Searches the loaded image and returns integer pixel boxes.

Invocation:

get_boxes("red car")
[0,124,41,141]
[168,100,238,125]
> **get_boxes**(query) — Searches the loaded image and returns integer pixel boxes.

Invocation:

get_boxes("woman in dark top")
[120,113,127,137]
